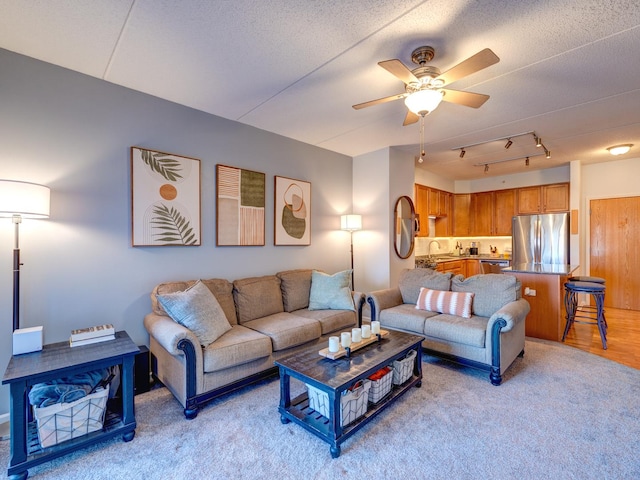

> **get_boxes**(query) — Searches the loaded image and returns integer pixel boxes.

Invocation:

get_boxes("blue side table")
[2,331,139,480]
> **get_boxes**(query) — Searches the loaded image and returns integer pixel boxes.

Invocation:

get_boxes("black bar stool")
[568,275,605,284]
[562,281,607,349]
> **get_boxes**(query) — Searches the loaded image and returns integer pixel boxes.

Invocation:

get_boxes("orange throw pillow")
[415,287,474,318]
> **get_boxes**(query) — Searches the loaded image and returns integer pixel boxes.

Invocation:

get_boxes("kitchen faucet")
[428,240,441,258]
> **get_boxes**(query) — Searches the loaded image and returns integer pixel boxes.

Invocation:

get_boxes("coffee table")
[275,330,424,458]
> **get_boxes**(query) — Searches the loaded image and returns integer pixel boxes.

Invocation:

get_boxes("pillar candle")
[351,328,362,343]
[361,325,371,338]
[371,321,381,334]
[341,332,352,348]
[329,336,340,353]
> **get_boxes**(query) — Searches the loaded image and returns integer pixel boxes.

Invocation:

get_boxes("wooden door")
[590,196,640,310]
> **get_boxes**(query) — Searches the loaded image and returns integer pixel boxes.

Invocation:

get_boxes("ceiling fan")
[352,46,499,126]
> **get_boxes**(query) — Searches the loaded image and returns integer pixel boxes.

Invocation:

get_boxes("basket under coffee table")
[275,330,424,458]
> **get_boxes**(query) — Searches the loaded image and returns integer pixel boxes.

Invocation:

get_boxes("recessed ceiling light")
[607,144,633,155]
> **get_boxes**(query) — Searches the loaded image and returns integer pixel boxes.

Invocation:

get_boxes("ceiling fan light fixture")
[607,144,633,156]
[404,89,444,116]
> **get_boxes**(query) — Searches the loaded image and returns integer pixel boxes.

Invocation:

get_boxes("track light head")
[505,139,513,149]
[525,156,530,167]
[545,149,551,159]
[484,164,489,173]
[534,135,542,148]
[459,149,466,158]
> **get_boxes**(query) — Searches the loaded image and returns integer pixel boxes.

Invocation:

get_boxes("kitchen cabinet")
[517,183,569,214]
[493,189,517,235]
[428,188,439,216]
[438,191,450,217]
[414,184,429,237]
[453,194,472,236]
[434,192,452,236]
[436,260,464,276]
[465,259,481,277]
[472,191,493,236]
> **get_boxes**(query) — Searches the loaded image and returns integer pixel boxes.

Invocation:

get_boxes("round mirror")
[394,195,416,259]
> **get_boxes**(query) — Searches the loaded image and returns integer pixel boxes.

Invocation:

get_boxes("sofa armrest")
[487,298,530,333]
[366,288,403,321]
[144,313,201,356]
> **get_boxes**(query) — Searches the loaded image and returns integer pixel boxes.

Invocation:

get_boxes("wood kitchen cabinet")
[493,188,517,235]
[453,194,472,236]
[472,191,493,236]
[414,184,429,237]
[427,188,439,216]
[517,183,569,214]
[438,191,450,217]
[465,259,481,276]
[436,260,464,276]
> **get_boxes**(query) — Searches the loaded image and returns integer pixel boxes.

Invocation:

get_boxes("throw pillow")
[415,287,474,318]
[308,270,355,311]
[157,280,232,347]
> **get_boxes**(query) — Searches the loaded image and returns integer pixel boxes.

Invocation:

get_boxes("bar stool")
[567,276,606,328]
[562,281,607,349]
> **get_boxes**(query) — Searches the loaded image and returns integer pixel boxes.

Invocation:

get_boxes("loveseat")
[366,268,529,385]
[144,269,364,418]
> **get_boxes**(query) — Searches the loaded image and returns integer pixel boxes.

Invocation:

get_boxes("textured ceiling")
[1,0,639,180]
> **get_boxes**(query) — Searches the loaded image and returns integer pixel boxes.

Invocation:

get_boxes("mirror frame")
[394,195,416,259]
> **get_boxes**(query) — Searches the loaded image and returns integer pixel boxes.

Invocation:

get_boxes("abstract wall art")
[131,147,201,246]
[216,164,265,246]
[274,175,311,246]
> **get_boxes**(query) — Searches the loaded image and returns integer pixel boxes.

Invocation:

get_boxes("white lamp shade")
[404,89,444,116]
[340,214,362,232]
[0,180,50,218]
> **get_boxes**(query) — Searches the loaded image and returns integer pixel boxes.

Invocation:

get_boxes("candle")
[341,332,352,348]
[352,328,362,343]
[328,336,340,353]
[361,325,371,338]
[371,321,381,334]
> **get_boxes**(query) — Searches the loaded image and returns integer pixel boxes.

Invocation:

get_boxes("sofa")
[366,268,529,385]
[144,269,364,418]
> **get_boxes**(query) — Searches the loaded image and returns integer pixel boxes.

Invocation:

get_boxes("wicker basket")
[33,386,109,448]
[367,366,393,404]
[392,350,417,385]
[307,379,371,426]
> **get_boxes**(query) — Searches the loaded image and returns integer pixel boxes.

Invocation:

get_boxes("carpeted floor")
[1,337,639,479]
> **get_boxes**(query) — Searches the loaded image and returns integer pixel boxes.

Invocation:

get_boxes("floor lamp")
[0,180,51,331]
[340,214,362,290]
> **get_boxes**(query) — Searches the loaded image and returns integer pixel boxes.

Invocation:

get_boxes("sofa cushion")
[152,278,237,325]
[293,308,356,335]
[398,269,453,305]
[451,274,519,318]
[308,270,355,311]
[233,275,284,324]
[416,288,474,318]
[202,325,272,373]
[379,304,439,335]
[156,280,232,347]
[243,312,321,351]
[277,269,313,312]
[423,314,488,348]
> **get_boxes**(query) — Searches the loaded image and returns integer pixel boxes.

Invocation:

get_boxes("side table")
[2,330,139,480]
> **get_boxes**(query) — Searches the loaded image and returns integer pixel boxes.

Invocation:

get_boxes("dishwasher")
[479,258,510,274]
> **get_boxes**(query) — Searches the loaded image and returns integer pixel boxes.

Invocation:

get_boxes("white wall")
[0,49,353,414]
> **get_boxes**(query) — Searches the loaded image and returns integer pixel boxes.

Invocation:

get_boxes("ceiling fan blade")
[441,88,490,108]
[436,48,499,86]
[352,92,407,110]
[378,59,419,85]
[403,110,420,126]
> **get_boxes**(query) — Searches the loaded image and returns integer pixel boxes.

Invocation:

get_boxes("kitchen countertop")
[504,264,580,275]
[416,254,511,264]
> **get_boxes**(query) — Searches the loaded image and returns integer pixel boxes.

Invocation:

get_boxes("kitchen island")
[503,263,580,341]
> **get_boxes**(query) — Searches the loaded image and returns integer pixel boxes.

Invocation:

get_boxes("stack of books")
[69,324,115,347]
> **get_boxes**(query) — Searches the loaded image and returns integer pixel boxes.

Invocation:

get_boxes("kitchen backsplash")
[415,236,513,257]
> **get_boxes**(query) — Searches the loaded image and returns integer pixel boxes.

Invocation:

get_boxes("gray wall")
[0,49,354,414]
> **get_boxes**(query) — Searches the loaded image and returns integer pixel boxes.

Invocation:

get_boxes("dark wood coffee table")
[275,330,423,458]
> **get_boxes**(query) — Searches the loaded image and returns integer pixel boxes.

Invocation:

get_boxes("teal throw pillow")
[308,270,355,311]
[157,280,232,347]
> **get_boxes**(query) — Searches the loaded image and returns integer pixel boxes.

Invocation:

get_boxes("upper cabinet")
[472,191,493,236]
[414,183,429,237]
[493,189,517,235]
[453,194,472,236]
[517,183,569,214]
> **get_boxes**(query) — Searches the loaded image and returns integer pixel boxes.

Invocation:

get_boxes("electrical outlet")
[524,287,537,296]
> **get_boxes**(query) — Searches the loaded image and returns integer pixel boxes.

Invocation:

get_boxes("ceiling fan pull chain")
[420,115,426,162]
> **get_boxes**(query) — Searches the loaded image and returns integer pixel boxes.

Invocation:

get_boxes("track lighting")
[545,149,551,159]
[534,135,542,147]
[459,149,466,158]
[504,138,513,149]
[525,156,530,166]
[484,164,489,173]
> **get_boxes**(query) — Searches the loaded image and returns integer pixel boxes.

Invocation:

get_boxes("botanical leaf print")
[140,149,183,182]
[151,204,197,245]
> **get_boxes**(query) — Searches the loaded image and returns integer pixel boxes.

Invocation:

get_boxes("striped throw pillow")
[415,287,474,318]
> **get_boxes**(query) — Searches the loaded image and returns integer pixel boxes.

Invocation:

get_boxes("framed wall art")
[216,164,265,246]
[274,175,311,246]
[131,147,201,246]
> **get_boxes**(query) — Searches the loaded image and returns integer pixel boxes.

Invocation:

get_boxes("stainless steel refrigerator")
[512,213,569,265]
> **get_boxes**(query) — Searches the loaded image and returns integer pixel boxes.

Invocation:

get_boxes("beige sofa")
[366,269,529,385]
[144,269,364,418]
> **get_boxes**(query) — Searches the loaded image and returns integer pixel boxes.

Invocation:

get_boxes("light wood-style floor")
[561,306,640,370]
